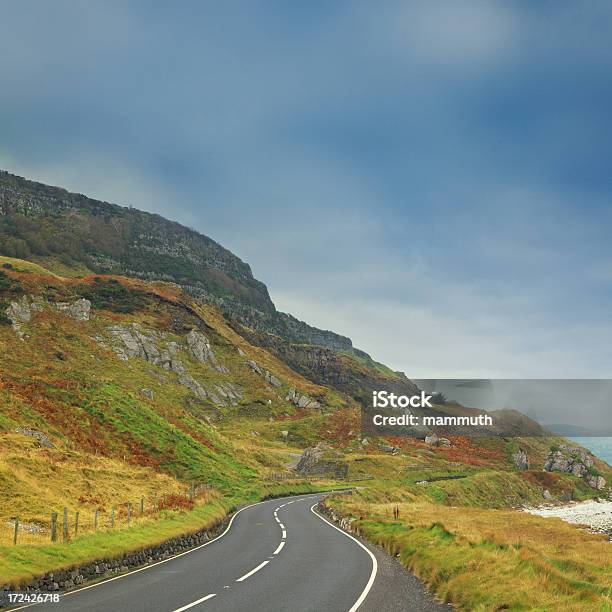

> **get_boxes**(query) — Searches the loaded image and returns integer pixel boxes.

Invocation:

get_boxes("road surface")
[13,493,449,612]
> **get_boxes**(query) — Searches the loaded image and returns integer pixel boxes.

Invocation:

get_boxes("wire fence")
[1,483,212,547]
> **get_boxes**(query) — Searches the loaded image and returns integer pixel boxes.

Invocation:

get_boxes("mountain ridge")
[0,169,419,404]
[0,169,352,349]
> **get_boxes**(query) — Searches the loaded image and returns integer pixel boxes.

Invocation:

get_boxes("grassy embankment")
[323,435,611,611]
[0,257,350,586]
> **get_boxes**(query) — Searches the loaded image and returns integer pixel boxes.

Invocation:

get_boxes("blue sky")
[1,1,612,377]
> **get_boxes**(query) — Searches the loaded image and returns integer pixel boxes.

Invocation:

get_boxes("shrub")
[78,278,147,313]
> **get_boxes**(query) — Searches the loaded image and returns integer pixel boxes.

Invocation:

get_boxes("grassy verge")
[327,495,612,611]
[0,480,335,588]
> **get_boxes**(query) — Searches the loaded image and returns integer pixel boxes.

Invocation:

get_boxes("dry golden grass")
[0,434,188,536]
[330,495,612,611]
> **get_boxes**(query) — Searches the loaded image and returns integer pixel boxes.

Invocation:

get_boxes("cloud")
[387,0,521,71]
[1,1,611,379]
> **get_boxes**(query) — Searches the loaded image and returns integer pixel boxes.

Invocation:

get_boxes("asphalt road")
[14,493,450,612]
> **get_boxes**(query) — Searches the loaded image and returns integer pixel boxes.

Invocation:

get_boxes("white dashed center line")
[236,560,270,582]
[172,593,216,612]
[273,541,285,555]
[281,529,287,539]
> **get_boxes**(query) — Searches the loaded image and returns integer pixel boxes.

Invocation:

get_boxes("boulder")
[286,388,321,409]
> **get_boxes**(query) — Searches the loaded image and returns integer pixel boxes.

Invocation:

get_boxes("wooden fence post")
[74,511,79,537]
[140,497,144,515]
[13,517,19,545]
[94,509,99,531]
[51,512,58,542]
[63,507,68,542]
[111,507,115,528]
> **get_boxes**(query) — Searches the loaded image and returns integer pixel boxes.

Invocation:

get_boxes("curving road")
[13,493,449,612]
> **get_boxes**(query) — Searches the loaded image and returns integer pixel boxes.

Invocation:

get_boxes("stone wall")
[0,515,228,595]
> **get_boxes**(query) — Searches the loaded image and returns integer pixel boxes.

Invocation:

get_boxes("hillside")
[0,170,422,406]
[0,174,610,610]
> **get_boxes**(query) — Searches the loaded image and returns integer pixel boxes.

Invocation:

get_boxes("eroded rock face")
[6,296,32,323]
[5,296,43,338]
[246,359,282,387]
[106,324,173,366]
[296,443,348,478]
[544,445,593,478]
[513,448,530,470]
[186,330,227,373]
[587,474,607,490]
[53,298,91,321]
[286,388,320,409]
[101,324,240,406]
[544,445,605,490]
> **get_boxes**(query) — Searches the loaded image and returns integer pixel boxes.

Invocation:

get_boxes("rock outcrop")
[586,474,607,491]
[246,359,282,387]
[296,443,348,478]
[286,388,320,409]
[544,445,606,490]
[5,296,42,338]
[513,448,530,470]
[53,298,91,321]
[101,324,240,406]
[424,433,451,447]
[186,330,227,373]
[545,445,593,477]
[15,427,54,448]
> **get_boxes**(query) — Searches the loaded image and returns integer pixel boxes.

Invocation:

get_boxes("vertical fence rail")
[3,483,210,546]
[51,512,58,542]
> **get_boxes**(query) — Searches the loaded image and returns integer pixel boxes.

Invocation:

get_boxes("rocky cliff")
[0,170,352,351]
[0,170,414,404]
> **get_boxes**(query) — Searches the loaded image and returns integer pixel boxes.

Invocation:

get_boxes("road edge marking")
[310,503,377,612]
